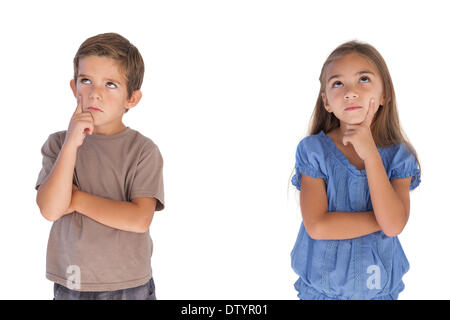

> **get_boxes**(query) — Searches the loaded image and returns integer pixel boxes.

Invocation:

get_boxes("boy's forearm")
[72,190,147,233]
[365,153,407,236]
[313,210,381,240]
[36,143,77,221]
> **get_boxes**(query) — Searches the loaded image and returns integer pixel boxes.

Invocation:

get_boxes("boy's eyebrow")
[327,70,375,84]
[78,73,122,84]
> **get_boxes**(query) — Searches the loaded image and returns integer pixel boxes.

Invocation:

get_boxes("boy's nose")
[89,85,103,100]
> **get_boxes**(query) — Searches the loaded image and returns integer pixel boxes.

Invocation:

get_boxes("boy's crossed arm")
[36,97,91,221]
[68,190,157,233]
[37,98,157,233]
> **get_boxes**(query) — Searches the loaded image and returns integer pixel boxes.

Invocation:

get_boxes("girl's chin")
[338,119,366,127]
[341,114,366,122]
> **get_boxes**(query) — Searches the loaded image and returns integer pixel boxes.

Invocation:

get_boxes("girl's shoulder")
[292,131,329,189]
[380,142,421,190]
[296,130,329,153]
[379,142,414,165]
[294,131,331,171]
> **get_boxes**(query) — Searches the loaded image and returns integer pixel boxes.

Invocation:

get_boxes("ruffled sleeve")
[388,143,421,190]
[291,136,327,190]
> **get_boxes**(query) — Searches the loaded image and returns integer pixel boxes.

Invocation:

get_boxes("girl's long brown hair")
[309,40,421,174]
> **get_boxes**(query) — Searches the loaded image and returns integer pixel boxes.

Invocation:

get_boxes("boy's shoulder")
[47,129,67,138]
[128,128,159,150]
[43,130,67,149]
[124,129,164,162]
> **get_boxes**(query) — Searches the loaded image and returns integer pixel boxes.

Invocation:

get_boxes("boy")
[35,33,164,300]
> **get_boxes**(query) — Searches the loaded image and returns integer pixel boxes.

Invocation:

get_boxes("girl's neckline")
[318,130,383,176]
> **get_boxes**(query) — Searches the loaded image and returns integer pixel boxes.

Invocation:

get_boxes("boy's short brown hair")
[73,32,145,113]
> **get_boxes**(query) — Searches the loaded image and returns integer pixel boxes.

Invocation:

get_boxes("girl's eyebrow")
[327,70,375,84]
[77,73,121,85]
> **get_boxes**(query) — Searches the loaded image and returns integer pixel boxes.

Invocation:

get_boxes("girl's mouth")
[345,106,362,111]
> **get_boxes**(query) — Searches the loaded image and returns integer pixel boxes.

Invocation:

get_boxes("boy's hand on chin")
[64,95,94,149]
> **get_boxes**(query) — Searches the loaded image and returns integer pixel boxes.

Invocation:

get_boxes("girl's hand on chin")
[342,97,379,161]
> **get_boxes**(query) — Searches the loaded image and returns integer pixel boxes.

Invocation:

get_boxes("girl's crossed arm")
[365,157,411,237]
[300,174,381,240]
[342,98,411,237]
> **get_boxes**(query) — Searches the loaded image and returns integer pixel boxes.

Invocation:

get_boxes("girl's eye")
[332,81,343,88]
[360,76,370,83]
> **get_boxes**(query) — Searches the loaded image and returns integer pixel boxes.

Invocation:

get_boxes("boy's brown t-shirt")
[35,127,164,292]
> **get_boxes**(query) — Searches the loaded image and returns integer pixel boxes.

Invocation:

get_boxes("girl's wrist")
[363,150,381,166]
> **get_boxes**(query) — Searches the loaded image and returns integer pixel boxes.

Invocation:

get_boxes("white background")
[0,0,448,299]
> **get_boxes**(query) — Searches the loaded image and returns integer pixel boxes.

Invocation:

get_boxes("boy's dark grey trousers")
[53,278,156,300]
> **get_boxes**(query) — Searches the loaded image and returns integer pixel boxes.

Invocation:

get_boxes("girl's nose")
[344,89,359,100]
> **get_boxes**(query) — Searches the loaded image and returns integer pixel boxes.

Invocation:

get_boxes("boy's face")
[70,55,142,135]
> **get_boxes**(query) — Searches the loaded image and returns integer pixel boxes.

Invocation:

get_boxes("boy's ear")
[70,79,77,97]
[125,90,142,111]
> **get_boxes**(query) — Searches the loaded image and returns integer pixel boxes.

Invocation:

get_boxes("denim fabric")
[53,278,156,300]
[291,131,421,300]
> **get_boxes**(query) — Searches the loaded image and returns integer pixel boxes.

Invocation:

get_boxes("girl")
[290,40,421,300]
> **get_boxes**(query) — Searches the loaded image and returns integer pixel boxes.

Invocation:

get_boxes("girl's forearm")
[364,153,407,237]
[312,210,381,240]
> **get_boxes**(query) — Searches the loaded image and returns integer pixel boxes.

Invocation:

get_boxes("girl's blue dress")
[291,130,421,300]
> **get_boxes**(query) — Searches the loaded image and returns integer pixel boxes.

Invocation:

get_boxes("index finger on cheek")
[368,97,374,111]
[368,97,375,113]
[76,95,83,112]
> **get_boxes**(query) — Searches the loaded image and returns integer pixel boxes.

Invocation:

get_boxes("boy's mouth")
[88,106,103,112]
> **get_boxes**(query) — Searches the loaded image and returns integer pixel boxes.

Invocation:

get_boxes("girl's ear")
[321,92,330,112]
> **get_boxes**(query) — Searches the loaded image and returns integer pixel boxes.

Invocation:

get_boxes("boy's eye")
[332,81,343,88]
[80,78,116,89]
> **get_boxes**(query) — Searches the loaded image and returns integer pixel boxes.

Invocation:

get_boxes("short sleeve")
[130,142,165,211]
[389,143,421,191]
[291,137,327,191]
[35,133,63,191]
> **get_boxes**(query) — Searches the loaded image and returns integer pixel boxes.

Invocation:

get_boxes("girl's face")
[321,52,385,126]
